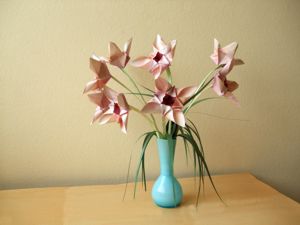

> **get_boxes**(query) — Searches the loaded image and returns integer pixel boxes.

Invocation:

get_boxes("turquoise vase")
[152,138,183,208]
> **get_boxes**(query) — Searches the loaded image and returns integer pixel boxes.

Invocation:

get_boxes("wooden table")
[0,173,299,225]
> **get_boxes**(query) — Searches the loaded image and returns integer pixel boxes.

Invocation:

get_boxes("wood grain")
[0,173,299,225]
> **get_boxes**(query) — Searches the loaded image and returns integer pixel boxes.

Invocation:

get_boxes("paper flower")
[108,38,132,69]
[142,77,196,127]
[210,39,244,76]
[83,54,112,94]
[212,72,239,105]
[131,34,176,79]
[88,87,130,133]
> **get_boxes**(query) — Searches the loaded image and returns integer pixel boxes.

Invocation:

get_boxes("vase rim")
[157,137,177,141]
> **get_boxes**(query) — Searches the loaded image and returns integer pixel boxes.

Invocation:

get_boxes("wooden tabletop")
[0,173,299,225]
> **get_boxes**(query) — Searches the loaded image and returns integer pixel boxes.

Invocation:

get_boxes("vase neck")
[156,138,176,176]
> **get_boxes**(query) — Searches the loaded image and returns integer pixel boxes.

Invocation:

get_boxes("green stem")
[184,85,212,114]
[111,76,133,94]
[121,69,161,137]
[162,117,166,136]
[121,69,147,103]
[124,92,153,97]
[166,67,172,84]
[184,65,222,110]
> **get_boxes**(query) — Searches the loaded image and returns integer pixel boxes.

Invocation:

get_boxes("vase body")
[152,138,183,208]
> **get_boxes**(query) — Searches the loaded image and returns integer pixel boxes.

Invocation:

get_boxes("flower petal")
[151,65,163,79]
[131,56,152,68]
[119,113,128,133]
[109,42,122,58]
[103,86,118,101]
[91,107,104,124]
[99,113,114,125]
[226,80,239,92]
[173,110,185,127]
[177,86,198,103]
[155,77,171,92]
[212,74,226,96]
[89,56,111,79]
[154,34,168,54]
[222,42,238,58]
[124,38,132,55]
[210,39,220,64]
[167,39,176,62]
[88,92,104,106]
[141,102,162,114]
[225,92,240,106]
[83,80,98,94]
[234,58,244,65]
[117,93,129,111]
[164,108,175,123]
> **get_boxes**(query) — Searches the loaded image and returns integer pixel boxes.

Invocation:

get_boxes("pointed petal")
[99,113,114,125]
[120,113,128,133]
[164,108,175,123]
[210,39,220,64]
[117,93,129,111]
[213,38,220,50]
[110,54,127,68]
[172,98,184,109]
[103,86,118,101]
[212,75,226,96]
[83,80,98,94]
[89,57,111,79]
[151,65,163,79]
[154,34,168,54]
[88,92,104,106]
[141,102,162,114]
[226,80,239,92]
[91,107,104,124]
[173,110,185,127]
[124,38,132,54]
[155,77,171,92]
[225,92,240,106]
[177,86,198,102]
[109,42,122,57]
[220,59,234,75]
[168,39,177,61]
[221,42,238,58]
[131,56,152,68]
[234,58,244,65]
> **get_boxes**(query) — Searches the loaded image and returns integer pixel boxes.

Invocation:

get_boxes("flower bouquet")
[83,35,244,207]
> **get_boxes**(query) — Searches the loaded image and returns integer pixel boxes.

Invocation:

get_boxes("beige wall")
[1,0,299,202]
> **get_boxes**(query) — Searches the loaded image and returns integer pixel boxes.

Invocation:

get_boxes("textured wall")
[1,0,299,202]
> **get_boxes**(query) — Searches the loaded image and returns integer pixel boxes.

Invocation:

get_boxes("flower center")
[113,103,121,115]
[161,94,175,106]
[153,52,163,62]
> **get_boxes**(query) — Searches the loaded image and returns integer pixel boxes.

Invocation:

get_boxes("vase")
[152,138,183,208]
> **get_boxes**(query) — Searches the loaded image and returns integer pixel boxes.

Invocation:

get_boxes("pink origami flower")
[142,78,197,127]
[88,87,130,133]
[131,34,176,79]
[210,39,244,76]
[108,38,132,69]
[83,54,112,94]
[212,72,239,105]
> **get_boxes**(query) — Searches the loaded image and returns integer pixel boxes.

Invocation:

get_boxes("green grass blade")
[133,131,156,198]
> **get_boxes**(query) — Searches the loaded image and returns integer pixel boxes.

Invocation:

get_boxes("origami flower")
[142,78,197,127]
[88,87,130,133]
[108,38,132,69]
[131,34,176,79]
[212,72,239,105]
[210,39,244,76]
[83,54,112,94]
